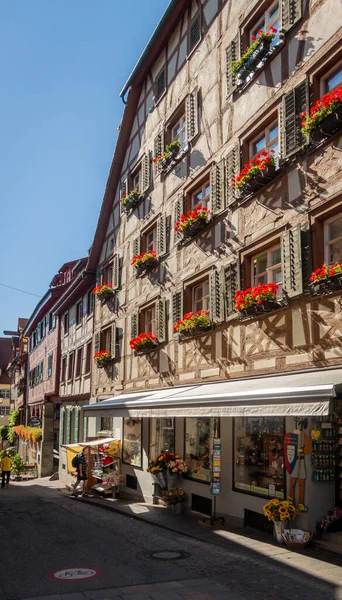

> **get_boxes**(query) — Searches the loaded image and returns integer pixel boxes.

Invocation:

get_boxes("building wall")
[27,321,59,405]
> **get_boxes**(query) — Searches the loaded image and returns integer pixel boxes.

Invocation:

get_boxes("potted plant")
[11,453,26,481]
[131,250,158,275]
[167,140,182,159]
[94,350,112,368]
[130,332,158,353]
[232,28,277,83]
[231,150,276,196]
[162,487,186,515]
[153,140,182,171]
[120,188,142,213]
[147,455,168,489]
[263,499,297,543]
[309,262,342,295]
[173,310,211,338]
[234,282,282,316]
[174,206,211,238]
[300,85,342,143]
[165,455,188,488]
[93,282,115,303]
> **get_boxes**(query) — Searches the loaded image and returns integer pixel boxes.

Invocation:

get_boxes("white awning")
[83,368,342,418]
[62,437,119,449]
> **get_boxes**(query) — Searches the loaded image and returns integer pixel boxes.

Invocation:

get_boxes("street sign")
[48,568,101,580]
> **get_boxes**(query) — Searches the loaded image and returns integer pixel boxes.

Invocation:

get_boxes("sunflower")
[279,506,287,514]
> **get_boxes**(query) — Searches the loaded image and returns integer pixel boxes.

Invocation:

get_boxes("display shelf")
[312,415,337,484]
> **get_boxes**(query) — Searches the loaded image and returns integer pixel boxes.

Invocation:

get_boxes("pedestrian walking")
[1,452,12,488]
[71,447,88,496]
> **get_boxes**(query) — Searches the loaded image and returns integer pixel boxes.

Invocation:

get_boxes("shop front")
[84,368,342,531]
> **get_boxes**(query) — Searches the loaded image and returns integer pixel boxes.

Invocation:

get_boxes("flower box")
[175,207,211,239]
[174,310,211,337]
[238,163,277,196]
[153,141,182,173]
[130,332,158,354]
[301,85,342,143]
[237,298,283,317]
[93,283,115,303]
[136,257,158,275]
[309,263,342,295]
[234,283,283,317]
[94,351,113,368]
[131,251,158,276]
[232,151,277,198]
[121,192,142,213]
[233,29,277,84]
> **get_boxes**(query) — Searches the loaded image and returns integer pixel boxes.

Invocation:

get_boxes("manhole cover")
[139,550,191,561]
[153,551,182,559]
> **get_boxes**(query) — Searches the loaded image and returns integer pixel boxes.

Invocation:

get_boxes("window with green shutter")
[141,152,151,193]
[185,88,199,143]
[281,225,303,297]
[65,408,72,444]
[226,34,239,96]
[282,79,309,157]
[189,12,201,51]
[209,270,224,323]
[223,261,240,321]
[59,408,65,446]
[131,313,139,340]
[83,415,88,442]
[156,214,167,256]
[73,407,80,443]
[172,290,184,334]
[210,161,225,215]
[156,298,167,343]
[225,146,240,207]
[281,0,302,32]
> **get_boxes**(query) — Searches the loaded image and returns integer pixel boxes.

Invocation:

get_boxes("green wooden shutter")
[223,261,240,321]
[65,408,72,444]
[301,227,312,292]
[210,160,225,215]
[173,197,183,243]
[226,34,239,96]
[83,415,89,442]
[209,269,224,323]
[133,235,141,258]
[189,12,201,51]
[186,88,199,143]
[113,254,119,289]
[157,214,167,256]
[142,152,151,193]
[131,313,139,339]
[172,290,183,334]
[94,332,100,354]
[59,408,65,446]
[48,353,53,378]
[281,225,303,298]
[156,298,167,343]
[73,407,80,443]
[226,146,240,206]
[283,79,309,157]
[281,0,302,32]
[110,323,117,359]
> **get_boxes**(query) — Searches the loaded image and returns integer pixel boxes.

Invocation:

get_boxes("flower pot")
[96,359,112,369]
[135,257,158,276]
[173,501,185,515]
[135,340,158,354]
[152,471,167,489]
[273,520,286,544]
[310,107,342,143]
[309,272,342,295]
[122,193,141,213]
[182,217,210,238]
[169,147,180,159]
[97,290,115,303]
[159,158,171,170]
[239,164,277,196]
[178,325,212,338]
[237,38,272,81]
[167,472,178,488]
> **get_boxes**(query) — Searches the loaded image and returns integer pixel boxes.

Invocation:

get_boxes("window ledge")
[234,301,289,323]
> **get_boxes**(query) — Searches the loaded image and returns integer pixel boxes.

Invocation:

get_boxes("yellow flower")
[279,507,287,513]
[298,504,305,512]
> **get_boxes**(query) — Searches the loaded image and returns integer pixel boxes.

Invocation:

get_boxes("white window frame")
[191,279,210,313]
[191,181,211,212]
[324,213,342,264]
[172,114,187,150]
[250,1,280,45]
[142,305,156,335]
[143,226,157,254]
[320,62,342,95]
[249,118,279,160]
[252,244,282,291]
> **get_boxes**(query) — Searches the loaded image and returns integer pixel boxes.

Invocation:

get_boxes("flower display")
[231,150,275,191]
[317,507,342,532]
[161,487,186,505]
[232,27,277,77]
[92,282,115,300]
[300,85,342,138]
[173,310,211,333]
[234,282,278,311]
[174,206,210,233]
[13,425,42,443]
[167,458,188,475]
[131,250,157,269]
[309,262,342,282]
[147,452,187,475]
[263,499,297,522]
[129,332,157,351]
[120,188,141,209]
[153,140,181,165]
[94,350,112,366]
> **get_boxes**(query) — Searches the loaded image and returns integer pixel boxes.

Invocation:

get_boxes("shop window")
[67,351,74,381]
[122,417,142,467]
[324,213,342,263]
[100,417,112,432]
[234,416,285,499]
[249,1,280,49]
[252,244,282,293]
[63,312,69,336]
[150,418,175,459]
[185,417,213,483]
[140,304,156,336]
[142,224,157,254]
[75,347,83,378]
[76,300,83,326]
[85,341,92,374]
[250,120,279,160]
[61,356,67,382]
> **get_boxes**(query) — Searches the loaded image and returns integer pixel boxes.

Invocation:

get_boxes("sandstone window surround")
[130,297,167,348]
[226,0,302,96]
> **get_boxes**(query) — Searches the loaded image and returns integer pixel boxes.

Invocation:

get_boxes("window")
[185,417,213,482]
[64,312,69,336]
[191,279,210,313]
[234,416,285,499]
[171,115,187,150]
[150,418,175,460]
[189,12,201,51]
[75,347,83,378]
[87,290,94,316]
[101,327,112,352]
[0,390,10,399]
[0,407,10,416]
[141,305,156,336]
[104,262,113,286]
[142,224,157,254]
[48,312,54,331]
[123,417,142,467]
[85,341,92,374]
[324,213,342,263]
[61,356,67,382]
[154,67,166,102]
[67,352,75,381]
[250,120,279,160]
[252,245,282,292]
[47,353,53,379]
[250,1,280,48]
[76,300,83,326]
[322,65,342,94]
[191,181,211,212]
[130,166,142,192]
[100,417,112,432]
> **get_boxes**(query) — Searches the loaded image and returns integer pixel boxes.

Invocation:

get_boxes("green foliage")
[8,409,19,428]
[11,454,26,477]
[232,33,275,77]
[0,426,8,441]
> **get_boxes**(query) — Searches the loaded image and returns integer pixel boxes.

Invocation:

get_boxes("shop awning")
[83,369,342,418]
[62,437,119,450]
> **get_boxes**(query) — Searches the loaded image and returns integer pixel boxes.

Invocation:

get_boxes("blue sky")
[0,0,169,334]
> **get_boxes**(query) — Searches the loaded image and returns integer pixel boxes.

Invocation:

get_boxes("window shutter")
[96,268,103,286]
[83,415,89,442]
[154,131,165,161]
[65,408,72,445]
[37,325,41,344]
[186,88,199,143]
[173,196,183,243]
[172,290,183,333]
[113,254,119,289]
[48,354,53,378]
[154,68,166,102]
[283,79,309,157]
[281,0,302,32]
[190,13,201,50]
[131,313,138,339]
[59,408,65,446]
[120,178,127,199]
[281,224,303,298]
[142,152,151,193]
[225,145,240,207]
[110,323,117,359]
[73,407,80,443]
[40,361,44,381]
[132,235,141,258]
[157,214,167,256]
[226,34,239,96]
[210,160,225,215]
[156,297,167,343]
[223,261,240,321]
[52,314,56,329]
[301,227,312,292]
[209,269,224,323]
[94,332,100,354]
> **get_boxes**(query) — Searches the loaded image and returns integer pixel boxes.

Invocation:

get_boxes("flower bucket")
[182,216,210,238]
[178,325,212,338]
[135,340,158,354]
[309,272,342,295]
[122,193,141,213]
[173,501,185,515]
[136,257,158,275]
[152,471,167,489]
[167,472,178,488]
[274,520,287,544]
[238,37,272,79]
[96,358,112,369]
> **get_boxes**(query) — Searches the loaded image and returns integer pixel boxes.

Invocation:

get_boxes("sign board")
[29,418,42,428]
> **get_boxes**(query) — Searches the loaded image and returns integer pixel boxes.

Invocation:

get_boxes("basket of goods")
[282,529,312,549]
